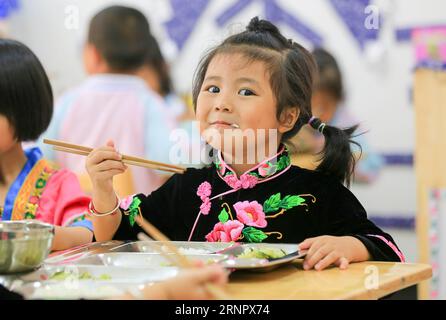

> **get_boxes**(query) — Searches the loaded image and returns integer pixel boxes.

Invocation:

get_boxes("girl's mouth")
[210,121,240,129]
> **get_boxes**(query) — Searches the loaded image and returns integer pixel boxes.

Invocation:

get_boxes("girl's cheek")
[0,120,16,152]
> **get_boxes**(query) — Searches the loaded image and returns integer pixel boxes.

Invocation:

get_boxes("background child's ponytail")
[307,116,360,187]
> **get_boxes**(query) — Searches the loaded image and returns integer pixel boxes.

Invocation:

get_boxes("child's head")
[311,48,344,122]
[193,17,358,185]
[84,6,151,75]
[0,39,53,152]
[138,34,173,97]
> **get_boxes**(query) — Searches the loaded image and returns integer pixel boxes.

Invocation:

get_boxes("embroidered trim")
[214,144,291,189]
[366,234,406,262]
[188,145,294,241]
[11,159,57,221]
[122,196,142,227]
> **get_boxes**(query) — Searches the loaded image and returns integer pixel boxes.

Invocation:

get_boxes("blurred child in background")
[40,6,174,195]
[291,48,383,183]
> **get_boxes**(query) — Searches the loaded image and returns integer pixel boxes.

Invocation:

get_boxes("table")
[2,242,431,300]
[227,260,432,300]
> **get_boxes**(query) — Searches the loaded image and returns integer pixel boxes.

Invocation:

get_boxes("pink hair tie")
[308,116,316,125]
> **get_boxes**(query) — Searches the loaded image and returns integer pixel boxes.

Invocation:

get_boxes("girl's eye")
[207,86,220,93]
[239,89,255,96]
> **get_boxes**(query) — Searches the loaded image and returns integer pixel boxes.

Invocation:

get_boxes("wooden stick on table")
[135,215,231,300]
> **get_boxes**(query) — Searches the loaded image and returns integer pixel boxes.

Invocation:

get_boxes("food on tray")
[48,271,112,281]
[237,247,287,259]
[177,247,211,255]
[159,245,210,255]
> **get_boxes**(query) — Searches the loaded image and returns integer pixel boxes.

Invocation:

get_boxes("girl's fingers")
[88,150,122,165]
[106,140,115,149]
[95,159,126,172]
[298,237,315,250]
[95,169,125,180]
[336,257,350,270]
[304,239,325,267]
[314,251,340,271]
[304,244,330,270]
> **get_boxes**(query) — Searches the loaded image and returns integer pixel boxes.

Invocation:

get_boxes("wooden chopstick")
[52,146,184,174]
[135,215,231,300]
[44,139,185,174]
[44,138,185,171]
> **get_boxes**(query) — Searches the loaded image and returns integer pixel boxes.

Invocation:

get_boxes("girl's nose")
[214,100,233,112]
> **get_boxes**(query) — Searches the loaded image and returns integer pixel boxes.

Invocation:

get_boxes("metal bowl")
[0,220,54,274]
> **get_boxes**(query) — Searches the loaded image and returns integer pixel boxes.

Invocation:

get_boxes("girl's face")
[196,53,293,160]
[0,115,16,153]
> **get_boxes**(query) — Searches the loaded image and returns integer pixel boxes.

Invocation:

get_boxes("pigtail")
[308,117,361,187]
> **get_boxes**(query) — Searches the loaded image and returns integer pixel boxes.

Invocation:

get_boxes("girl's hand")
[298,235,370,271]
[141,265,228,300]
[85,140,127,192]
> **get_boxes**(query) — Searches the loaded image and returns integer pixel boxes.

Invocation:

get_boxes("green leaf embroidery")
[263,193,281,213]
[127,198,142,227]
[280,195,305,209]
[218,208,229,223]
[242,227,268,243]
[24,212,34,219]
[36,178,47,189]
[275,155,290,171]
[248,172,260,178]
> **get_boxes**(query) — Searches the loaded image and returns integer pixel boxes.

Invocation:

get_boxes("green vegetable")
[237,247,287,259]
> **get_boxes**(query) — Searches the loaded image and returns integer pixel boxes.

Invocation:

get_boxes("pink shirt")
[41,74,174,194]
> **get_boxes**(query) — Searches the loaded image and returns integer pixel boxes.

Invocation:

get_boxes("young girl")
[0,39,93,251]
[87,17,404,271]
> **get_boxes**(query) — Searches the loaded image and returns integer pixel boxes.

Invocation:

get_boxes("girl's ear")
[278,107,299,133]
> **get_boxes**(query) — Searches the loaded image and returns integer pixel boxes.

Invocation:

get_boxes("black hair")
[312,48,344,101]
[192,17,359,186]
[88,6,152,72]
[0,39,53,142]
[144,34,173,97]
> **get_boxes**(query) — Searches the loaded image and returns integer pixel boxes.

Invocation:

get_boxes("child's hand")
[141,265,228,300]
[85,140,127,191]
[298,236,370,271]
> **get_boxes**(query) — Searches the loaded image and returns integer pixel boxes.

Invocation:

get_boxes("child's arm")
[51,226,93,251]
[86,141,126,242]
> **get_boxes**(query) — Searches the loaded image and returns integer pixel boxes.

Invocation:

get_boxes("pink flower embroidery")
[196,181,212,200]
[223,174,258,189]
[197,181,212,215]
[234,201,267,228]
[239,174,258,189]
[205,220,244,242]
[223,175,241,189]
[218,163,226,175]
[120,195,134,211]
[29,196,40,205]
[258,162,277,177]
[200,198,211,215]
